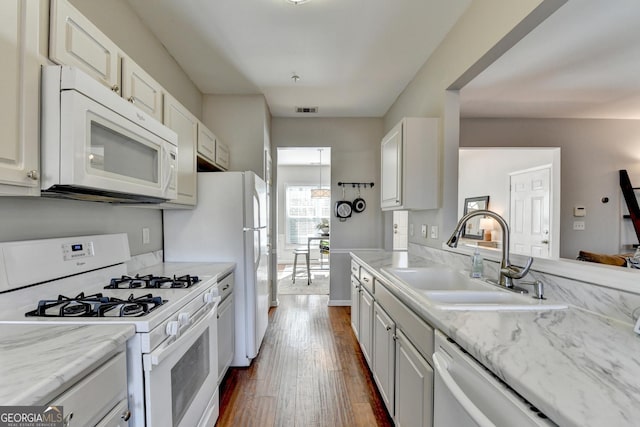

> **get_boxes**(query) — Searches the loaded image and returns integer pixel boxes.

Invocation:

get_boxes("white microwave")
[41,66,178,203]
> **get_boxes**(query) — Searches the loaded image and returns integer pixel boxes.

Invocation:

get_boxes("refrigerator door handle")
[243,226,267,231]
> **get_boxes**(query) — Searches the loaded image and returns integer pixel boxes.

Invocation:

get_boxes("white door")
[393,210,409,250]
[509,167,551,258]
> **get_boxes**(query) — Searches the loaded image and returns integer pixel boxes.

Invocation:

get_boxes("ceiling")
[461,0,640,119]
[127,0,471,118]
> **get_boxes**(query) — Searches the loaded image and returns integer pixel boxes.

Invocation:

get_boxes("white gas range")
[0,233,235,427]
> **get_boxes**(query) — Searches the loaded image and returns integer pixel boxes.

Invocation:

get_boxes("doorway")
[276,147,331,295]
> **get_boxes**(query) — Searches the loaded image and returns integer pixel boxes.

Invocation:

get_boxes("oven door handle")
[144,297,220,370]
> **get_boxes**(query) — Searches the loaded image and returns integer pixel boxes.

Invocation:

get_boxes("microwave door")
[57,89,168,200]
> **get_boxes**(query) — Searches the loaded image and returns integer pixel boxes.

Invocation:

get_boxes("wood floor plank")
[217,295,393,427]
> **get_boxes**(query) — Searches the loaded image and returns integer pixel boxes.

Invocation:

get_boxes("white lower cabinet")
[372,302,396,416]
[395,329,434,427]
[358,286,374,366]
[350,275,360,339]
[351,257,435,426]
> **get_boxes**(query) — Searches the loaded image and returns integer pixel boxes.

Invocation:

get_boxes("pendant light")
[311,149,330,199]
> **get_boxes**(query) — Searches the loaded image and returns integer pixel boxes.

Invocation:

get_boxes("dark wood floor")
[217,295,393,427]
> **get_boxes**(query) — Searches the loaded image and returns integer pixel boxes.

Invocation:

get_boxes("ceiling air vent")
[295,106,318,114]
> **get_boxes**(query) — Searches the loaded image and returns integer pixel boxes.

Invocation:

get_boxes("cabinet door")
[381,121,403,209]
[163,93,197,206]
[395,330,434,427]
[121,57,163,121]
[215,139,230,171]
[350,276,360,339]
[373,302,396,417]
[358,287,374,366]
[0,1,41,196]
[197,122,216,164]
[49,0,120,91]
[217,294,234,384]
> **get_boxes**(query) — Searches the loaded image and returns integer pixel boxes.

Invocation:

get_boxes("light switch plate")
[142,227,150,244]
[421,224,427,238]
[573,221,585,231]
[430,225,438,239]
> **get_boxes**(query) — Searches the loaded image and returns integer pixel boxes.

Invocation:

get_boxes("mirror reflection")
[459,0,640,270]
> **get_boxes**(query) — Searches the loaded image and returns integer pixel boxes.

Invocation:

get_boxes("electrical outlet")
[430,225,439,239]
[573,221,585,231]
[142,227,150,244]
[421,224,427,238]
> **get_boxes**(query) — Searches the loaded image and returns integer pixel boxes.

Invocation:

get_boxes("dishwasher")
[433,330,556,427]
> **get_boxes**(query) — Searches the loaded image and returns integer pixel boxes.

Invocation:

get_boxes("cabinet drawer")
[375,282,434,365]
[217,272,234,301]
[49,351,127,427]
[95,399,130,427]
[360,268,375,294]
[350,260,361,278]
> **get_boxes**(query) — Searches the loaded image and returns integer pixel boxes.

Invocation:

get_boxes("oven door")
[143,301,219,427]
[57,89,177,200]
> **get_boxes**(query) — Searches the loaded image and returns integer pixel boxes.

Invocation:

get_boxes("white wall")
[202,95,271,179]
[271,118,384,303]
[460,118,640,258]
[382,0,563,250]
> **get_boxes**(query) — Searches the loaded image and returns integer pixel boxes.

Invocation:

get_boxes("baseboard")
[328,299,351,306]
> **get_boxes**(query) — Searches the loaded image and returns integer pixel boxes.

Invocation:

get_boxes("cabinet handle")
[111,84,120,93]
[392,334,397,341]
[386,325,392,331]
[26,170,39,180]
[128,96,136,104]
[121,409,132,421]
[541,239,549,244]
[222,284,229,291]
[63,412,74,426]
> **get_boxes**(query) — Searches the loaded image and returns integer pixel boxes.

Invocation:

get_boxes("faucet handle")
[516,279,545,300]
[501,257,533,279]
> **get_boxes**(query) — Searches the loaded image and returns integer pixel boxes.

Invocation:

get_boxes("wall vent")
[295,106,319,114]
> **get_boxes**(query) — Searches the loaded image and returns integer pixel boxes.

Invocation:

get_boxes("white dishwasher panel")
[433,330,556,427]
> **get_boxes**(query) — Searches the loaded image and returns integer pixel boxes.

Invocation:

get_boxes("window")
[285,185,330,245]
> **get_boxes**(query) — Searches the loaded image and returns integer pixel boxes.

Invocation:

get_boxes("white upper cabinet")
[381,117,440,211]
[49,0,121,92]
[197,121,230,171]
[0,1,42,196]
[164,93,197,206]
[121,57,164,122]
[50,0,164,121]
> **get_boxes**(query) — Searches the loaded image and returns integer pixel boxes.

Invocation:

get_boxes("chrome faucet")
[446,209,533,289]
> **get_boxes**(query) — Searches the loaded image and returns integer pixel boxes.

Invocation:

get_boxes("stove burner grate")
[25,292,166,318]
[105,274,200,289]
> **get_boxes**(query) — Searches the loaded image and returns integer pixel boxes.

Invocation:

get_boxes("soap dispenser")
[470,248,484,278]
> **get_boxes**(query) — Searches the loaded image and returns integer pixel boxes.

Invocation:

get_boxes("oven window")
[171,329,210,426]
[90,121,159,184]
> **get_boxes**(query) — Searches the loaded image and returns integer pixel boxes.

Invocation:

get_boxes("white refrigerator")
[163,171,269,367]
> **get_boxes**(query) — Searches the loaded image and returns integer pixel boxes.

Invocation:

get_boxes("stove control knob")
[178,312,191,326]
[166,321,179,337]
[203,292,215,304]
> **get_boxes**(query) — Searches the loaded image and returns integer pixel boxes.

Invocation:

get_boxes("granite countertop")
[350,250,640,427]
[0,323,135,405]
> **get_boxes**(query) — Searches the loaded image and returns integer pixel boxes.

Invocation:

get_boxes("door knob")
[541,240,549,244]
